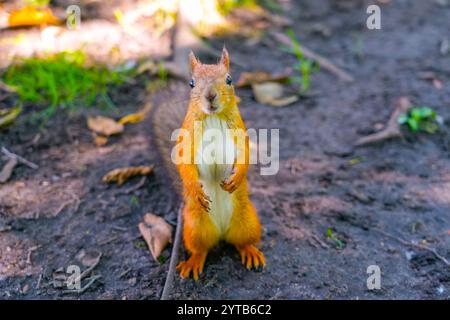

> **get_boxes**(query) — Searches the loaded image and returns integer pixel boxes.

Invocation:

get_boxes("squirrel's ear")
[189,51,199,71]
[220,46,230,70]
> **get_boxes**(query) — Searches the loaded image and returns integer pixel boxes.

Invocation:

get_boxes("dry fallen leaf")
[252,82,298,107]
[8,5,60,27]
[87,116,124,136]
[118,102,152,125]
[76,249,102,267]
[138,213,173,261]
[0,106,22,129]
[267,95,299,107]
[93,134,108,147]
[0,157,18,183]
[236,70,291,88]
[102,165,154,185]
[252,82,282,102]
[118,113,145,125]
[433,78,443,90]
[417,71,444,90]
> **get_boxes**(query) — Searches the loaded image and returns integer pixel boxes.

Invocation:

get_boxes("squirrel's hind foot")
[177,252,207,280]
[237,245,265,271]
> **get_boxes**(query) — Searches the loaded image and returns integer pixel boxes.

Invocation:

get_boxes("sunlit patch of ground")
[0,0,175,69]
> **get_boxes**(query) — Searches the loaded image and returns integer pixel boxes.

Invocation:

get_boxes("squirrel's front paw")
[221,173,242,193]
[195,184,211,212]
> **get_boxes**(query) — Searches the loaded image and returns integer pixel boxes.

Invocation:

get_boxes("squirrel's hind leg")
[236,244,265,271]
[224,191,265,271]
[177,252,207,280]
[178,204,220,280]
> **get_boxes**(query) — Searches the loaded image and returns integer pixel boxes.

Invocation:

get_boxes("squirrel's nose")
[206,93,217,103]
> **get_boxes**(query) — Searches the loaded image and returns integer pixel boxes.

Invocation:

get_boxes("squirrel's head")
[188,47,236,115]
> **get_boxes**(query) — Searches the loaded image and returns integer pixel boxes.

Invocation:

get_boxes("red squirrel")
[152,48,265,280]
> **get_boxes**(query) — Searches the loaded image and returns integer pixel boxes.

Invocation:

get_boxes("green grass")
[2,50,132,124]
[217,0,259,15]
[145,61,169,93]
[327,228,345,250]
[24,0,51,7]
[398,107,441,134]
[284,29,319,94]
[130,195,140,208]
[217,0,282,15]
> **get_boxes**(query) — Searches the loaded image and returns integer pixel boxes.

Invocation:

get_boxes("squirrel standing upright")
[172,48,265,280]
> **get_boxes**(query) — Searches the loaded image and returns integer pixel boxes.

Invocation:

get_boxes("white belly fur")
[195,116,235,236]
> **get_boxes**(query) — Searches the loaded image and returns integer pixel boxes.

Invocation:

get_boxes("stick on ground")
[271,31,354,82]
[354,96,412,147]
[161,206,183,300]
[1,146,39,169]
[374,228,450,268]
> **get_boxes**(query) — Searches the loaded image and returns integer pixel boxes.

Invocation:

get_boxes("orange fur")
[175,48,264,280]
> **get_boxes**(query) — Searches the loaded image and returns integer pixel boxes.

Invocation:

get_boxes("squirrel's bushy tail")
[149,82,189,200]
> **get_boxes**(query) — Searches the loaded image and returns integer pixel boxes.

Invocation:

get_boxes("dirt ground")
[1,0,450,299]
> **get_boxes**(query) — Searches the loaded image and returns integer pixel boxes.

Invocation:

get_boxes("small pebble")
[405,250,416,261]
[437,285,445,295]
[22,284,29,294]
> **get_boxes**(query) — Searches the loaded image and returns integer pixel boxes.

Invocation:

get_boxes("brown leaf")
[76,249,102,267]
[433,78,443,90]
[0,157,18,183]
[268,95,299,107]
[252,82,298,107]
[8,5,60,27]
[118,113,145,125]
[102,165,154,185]
[93,134,108,147]
[87,116,124,136]
[236,70,291,88]
[138,213,173,261]
[118,103,152,125]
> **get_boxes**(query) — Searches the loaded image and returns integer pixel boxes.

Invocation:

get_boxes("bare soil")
[1,0,450,299]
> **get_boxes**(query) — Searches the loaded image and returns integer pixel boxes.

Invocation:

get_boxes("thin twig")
[116,177,147,195]
[0,80,17,93]
[119,268,132,279]
[52,199,74,216]
[311,234,330,249]
[78,253,102,282]
[26,245,40,265]
[160,206,183,300]
[36,273,43,290]
[63,275,102,294]
[112,225,127,232]
[98,236,119,246]
[354,96,412,147]
[271,31,354,82]
[374,228,450,268]
[1,146,39,169]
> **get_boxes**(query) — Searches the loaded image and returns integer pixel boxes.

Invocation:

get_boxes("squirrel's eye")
[226,74,232,85]
[189,79,195,88]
